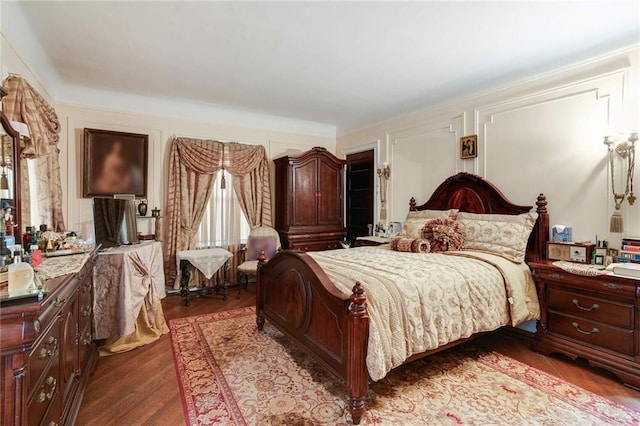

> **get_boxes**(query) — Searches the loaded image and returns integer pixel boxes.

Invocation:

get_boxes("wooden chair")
[237,226,281,289]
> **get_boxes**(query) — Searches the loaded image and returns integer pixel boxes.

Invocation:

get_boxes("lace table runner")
[551,261,607,276]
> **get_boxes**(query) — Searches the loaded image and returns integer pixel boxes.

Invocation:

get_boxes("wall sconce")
[376,163,390,220]
[604,131,638,233]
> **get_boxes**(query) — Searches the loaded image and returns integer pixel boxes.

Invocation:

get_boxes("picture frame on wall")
[82,128,149,198]
[460,135,477,159]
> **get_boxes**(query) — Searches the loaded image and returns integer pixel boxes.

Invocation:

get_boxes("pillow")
[246,236,278,261]
[390,237,431,253]
[401,209,459,238]
[421,218,465,252]
[457,211,538,263]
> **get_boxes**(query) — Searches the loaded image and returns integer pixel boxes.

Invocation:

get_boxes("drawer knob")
[572,322,599,335]
[572,299,599,312]
[54,296,66,308]
[38,337,58,359]
[36,376,56,403]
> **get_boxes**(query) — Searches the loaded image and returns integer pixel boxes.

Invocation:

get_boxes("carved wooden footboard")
[256,172,550,425]
[256,250,369,423]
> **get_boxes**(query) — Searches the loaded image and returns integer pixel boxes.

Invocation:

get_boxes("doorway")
[345,150,374,244]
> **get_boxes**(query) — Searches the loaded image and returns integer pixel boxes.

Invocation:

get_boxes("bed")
[256,172,549,424]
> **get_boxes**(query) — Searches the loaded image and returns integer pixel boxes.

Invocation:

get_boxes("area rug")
[169,307,639,425]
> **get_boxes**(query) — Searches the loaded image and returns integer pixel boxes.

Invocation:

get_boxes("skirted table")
[93,241,168,355]
[175,248,233,305]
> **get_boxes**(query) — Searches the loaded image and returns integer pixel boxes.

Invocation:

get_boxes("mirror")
[92,198,139,249]
[0,85,23,250]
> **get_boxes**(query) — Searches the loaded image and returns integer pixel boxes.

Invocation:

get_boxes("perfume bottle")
[8,250,35,297]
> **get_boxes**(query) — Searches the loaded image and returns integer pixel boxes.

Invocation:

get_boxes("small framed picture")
[460,135,477,159]
[594,255,605,265]
[608,248,619,257]
[595,247,608,257]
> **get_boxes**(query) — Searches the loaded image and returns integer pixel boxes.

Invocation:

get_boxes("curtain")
[164,137,273,282]
[1,76,65,231]
[194,171,248,284]
[226,142,273,228]
[164,138,223,279]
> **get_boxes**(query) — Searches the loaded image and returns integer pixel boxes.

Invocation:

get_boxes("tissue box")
[552,225,572,243]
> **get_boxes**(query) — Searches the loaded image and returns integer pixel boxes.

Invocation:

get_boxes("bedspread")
[308,246,539,381]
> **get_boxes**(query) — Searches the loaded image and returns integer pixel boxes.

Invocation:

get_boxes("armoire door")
[291,158,317,226]
[316,156,343,226]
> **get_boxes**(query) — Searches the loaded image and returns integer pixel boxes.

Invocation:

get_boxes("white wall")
[1,30,335,239]
[338,46,640,249]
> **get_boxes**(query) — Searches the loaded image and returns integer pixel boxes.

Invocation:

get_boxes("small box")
[552,225,572,243]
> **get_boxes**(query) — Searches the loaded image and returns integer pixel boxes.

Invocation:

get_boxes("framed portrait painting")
[460,135,477,159]
[83,128,149,198]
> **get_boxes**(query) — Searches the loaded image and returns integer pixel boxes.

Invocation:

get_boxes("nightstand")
[529,260,640,390]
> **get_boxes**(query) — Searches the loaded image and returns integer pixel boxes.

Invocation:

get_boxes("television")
[92,197,139,249]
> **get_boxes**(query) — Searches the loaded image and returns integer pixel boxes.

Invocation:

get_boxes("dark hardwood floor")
[76,287,640,425]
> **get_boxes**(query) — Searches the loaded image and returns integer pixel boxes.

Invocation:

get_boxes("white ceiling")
[5,1,640,136]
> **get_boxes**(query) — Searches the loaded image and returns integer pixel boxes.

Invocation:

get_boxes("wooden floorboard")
[76,287,640,424]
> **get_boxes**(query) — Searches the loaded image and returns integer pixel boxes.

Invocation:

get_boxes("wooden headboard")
[409,172,549,263]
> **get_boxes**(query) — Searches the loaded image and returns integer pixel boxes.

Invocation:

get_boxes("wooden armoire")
[274,147,346,251]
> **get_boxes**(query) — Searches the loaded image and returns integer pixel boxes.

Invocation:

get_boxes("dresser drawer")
[548,288,633,329]
[28,319,60,398]
[548,312,634,356]
[27,364,60,426]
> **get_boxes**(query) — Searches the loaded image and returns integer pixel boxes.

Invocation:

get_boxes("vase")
[137,200,148,216]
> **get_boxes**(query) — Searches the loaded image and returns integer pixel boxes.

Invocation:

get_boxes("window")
[195,170,250,248]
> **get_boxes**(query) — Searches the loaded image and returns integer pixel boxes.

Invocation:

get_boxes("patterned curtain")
[1,76,65,231]
[164,137,223,280]
[163,137,273,282]
[225,142,272,228]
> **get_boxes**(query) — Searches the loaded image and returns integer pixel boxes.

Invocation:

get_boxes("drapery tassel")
[610,194,625,233]
[220,144,226,189]
[610,209,623,233]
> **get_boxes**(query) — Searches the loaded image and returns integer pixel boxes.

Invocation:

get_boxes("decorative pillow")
[421,218,465,252]
[246,236,278,261]
[402,209,459,238]
[457,211,538,263]
[390,237,431,253]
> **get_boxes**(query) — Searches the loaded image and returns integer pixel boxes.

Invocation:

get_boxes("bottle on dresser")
[7,249,35,297]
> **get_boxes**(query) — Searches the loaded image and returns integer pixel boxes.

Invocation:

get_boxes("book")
[619,250,640,262]
[622,245,640,252]
[611,262,640,278]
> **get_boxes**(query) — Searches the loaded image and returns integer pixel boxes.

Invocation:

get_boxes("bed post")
[347,282,369,425]
[534,194,549,261]
[256,249,267,331]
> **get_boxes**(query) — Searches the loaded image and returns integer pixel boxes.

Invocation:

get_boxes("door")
[345,150,374,243]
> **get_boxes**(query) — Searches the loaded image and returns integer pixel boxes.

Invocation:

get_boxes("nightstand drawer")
[548,312,634,356]
[548,288,633,329]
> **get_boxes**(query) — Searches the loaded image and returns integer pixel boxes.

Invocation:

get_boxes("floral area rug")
[169,307,639,425]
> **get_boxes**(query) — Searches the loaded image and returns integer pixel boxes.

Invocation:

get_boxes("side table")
[176,248,233,305]
[529,260,640,390]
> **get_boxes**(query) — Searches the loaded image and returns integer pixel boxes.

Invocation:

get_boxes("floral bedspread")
[308,246,539,381]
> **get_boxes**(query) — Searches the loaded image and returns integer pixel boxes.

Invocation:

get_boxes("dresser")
[0,249,98,425]
[274,147,346,251]
[530,260,640,390]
